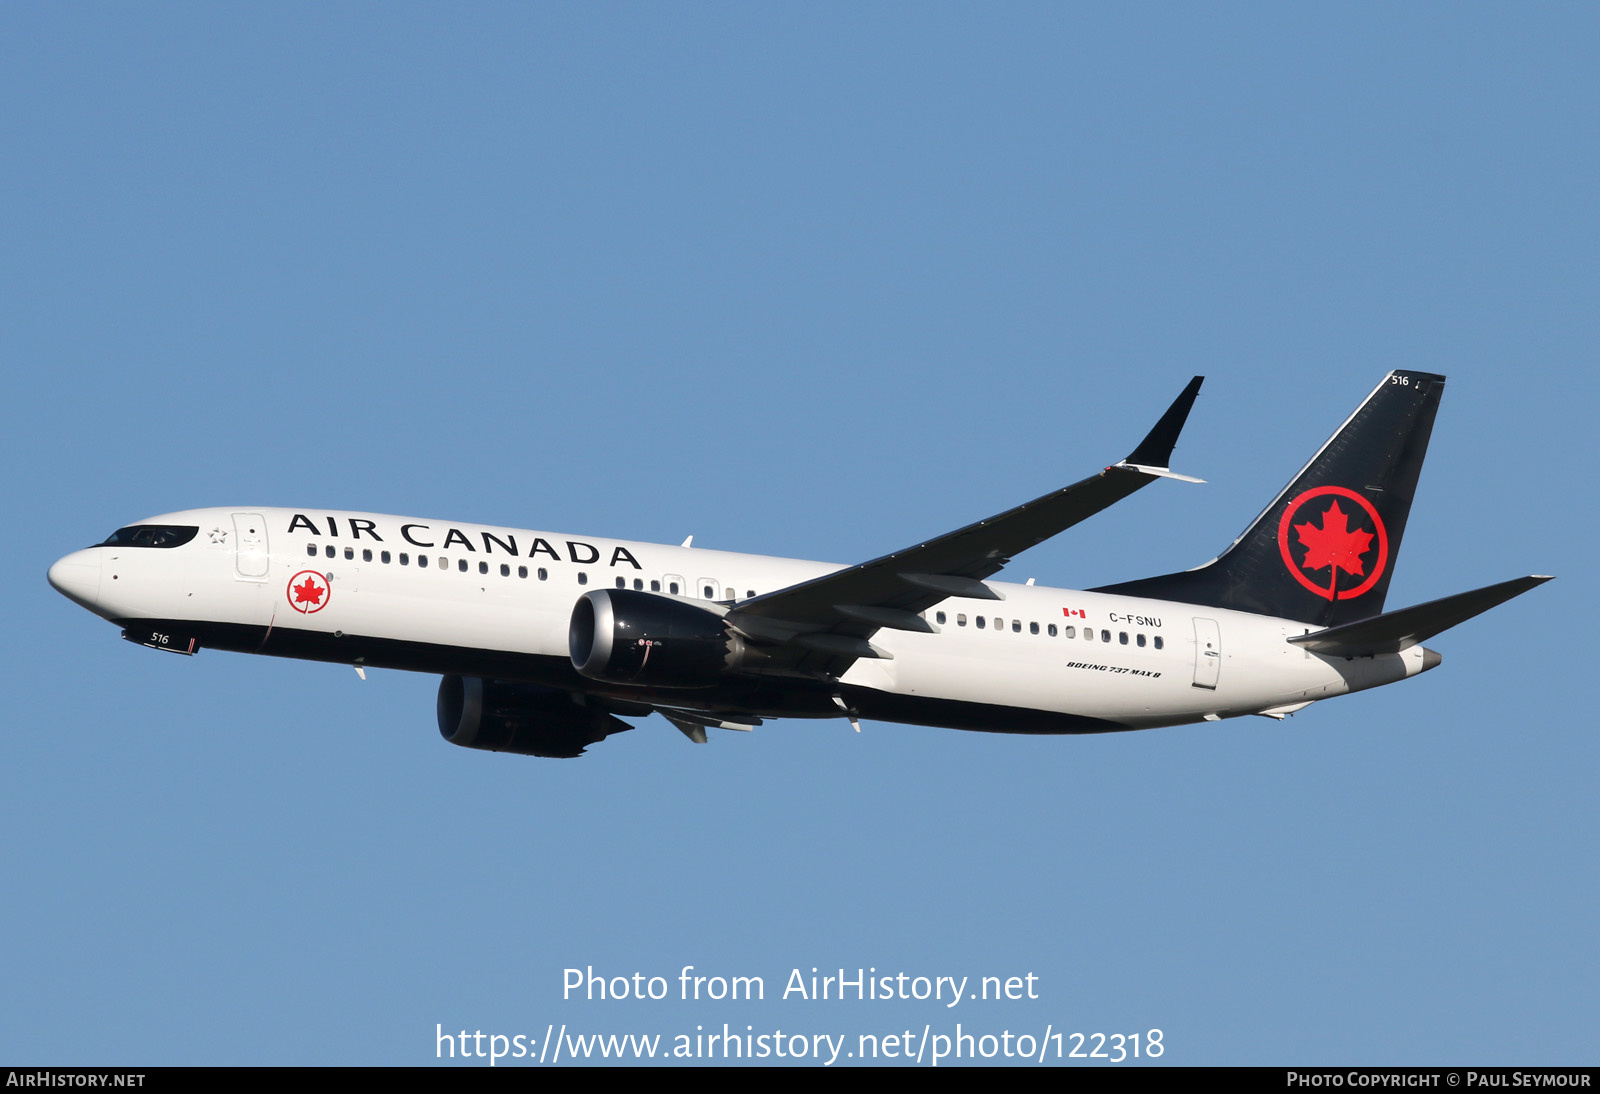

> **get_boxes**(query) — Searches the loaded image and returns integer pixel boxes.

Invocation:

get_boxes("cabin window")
[635,579,644,591]
[617,577,627,589]
[362,549,372,562]
[501,563,510,577]
[1029,621,1039,635]
[344,547,354,560]
[1101,629,1111,642]
[703,584,715,598]
[1154,636,1164,650]
[746,590,756,599]
[418,555,428,569]
[478,561,487,574]
[936,611,947,624]
[518,565,528,578]
[306,543,317,557]
[1013,620,1023,633]
[1137,634,1146,647]
[651,580,661,592]
[381,551,391,564]
[1119,631,1129,645]
[957,614,967,626]
[976,616,986,629]
[1049,624,1059,637]
[578,572,588,585]
[325,545,335,559]
[538,568,548,581]
[400,553,409,565]
[669,582,679,594]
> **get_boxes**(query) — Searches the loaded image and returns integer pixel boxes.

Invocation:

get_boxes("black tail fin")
[1092,371,1445,626]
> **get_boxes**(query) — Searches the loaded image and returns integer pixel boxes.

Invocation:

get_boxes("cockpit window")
[99,525,199,549]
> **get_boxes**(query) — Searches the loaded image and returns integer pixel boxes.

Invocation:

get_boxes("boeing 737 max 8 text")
[49,373,1549,757]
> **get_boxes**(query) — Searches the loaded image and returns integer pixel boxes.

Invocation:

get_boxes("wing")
[726,377,1205,677]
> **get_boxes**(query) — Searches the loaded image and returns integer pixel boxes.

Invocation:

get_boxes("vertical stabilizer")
[1093,372,1445,626]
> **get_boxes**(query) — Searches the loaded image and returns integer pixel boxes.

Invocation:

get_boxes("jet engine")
[569,589,745,688]
[436,675,632,758]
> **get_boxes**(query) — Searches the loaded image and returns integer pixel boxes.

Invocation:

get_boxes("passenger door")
[232,513,270,580]
[1192,617,1221,689]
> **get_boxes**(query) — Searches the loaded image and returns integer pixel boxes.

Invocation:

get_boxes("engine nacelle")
[569,589,742,688]
[437,675,631,759]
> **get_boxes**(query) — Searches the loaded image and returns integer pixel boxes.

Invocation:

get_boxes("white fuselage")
[50,507,1433,733]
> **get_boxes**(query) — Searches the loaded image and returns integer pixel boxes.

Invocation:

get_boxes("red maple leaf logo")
[1294,500,1375,579]
[1276,486,1389,601]
[292,576,325,606]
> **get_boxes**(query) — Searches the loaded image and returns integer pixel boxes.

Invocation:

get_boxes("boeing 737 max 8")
[48,372,1549,757]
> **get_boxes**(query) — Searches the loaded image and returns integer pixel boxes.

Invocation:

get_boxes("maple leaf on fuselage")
[1294,501,1374,578]
[293,577,325,606]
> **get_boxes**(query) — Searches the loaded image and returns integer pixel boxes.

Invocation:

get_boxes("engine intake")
[437,675,631,758]
[569,589,742,688]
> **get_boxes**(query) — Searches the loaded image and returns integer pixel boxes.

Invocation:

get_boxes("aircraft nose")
[48,549,102,609]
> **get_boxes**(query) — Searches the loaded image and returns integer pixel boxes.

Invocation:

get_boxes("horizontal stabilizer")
[1288,575,1552,656]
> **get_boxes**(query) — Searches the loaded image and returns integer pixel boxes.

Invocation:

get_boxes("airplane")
[47,371,1549,758]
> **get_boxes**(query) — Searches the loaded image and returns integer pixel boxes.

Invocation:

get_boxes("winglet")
[1123,376,1204,470]
[1113,463,1207,484]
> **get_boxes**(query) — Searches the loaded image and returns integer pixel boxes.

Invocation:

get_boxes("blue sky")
[4,4,1595,1065]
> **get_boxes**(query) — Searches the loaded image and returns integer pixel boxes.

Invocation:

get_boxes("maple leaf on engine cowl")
[1294,501,1374,578]
[293,577,325,606]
